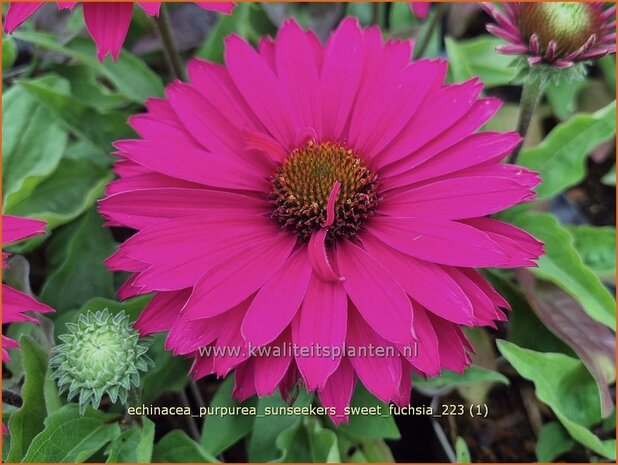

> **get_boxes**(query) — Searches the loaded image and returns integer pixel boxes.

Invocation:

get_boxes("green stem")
[370,2,386,28]
[152,4,185,81]
[510,76,547,164]
[413,3,446,59]
[124,387,143,427]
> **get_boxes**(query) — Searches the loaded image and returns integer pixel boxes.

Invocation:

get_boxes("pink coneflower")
[3,1,235,61]
[482,2,616,68]
[2,215,53,363]
[2,215,53,433]
[101,18,543,423]
[410,2,431,20]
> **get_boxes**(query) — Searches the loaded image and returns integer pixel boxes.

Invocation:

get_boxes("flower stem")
[510,76,547,164]
[124,387,143,427]
[152,4,185,81]
[413,3,446,59]
[371,2,386,28]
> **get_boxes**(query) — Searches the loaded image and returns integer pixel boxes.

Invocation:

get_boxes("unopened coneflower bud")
[482,2,616,69]
[50,310,153,414]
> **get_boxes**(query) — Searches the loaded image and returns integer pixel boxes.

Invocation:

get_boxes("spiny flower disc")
[50,309,153,414]
[270,140,379,243]
[519,3,603,56]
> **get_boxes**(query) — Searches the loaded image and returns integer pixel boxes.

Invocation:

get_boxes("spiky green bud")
[50,309,153,414]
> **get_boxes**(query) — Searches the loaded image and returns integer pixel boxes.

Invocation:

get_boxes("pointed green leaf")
[337,384,400,441]
[105,418,155,463]
[6,337,49,462]
[536,422,575,462]
[12,31,163,102]
[153,430,218,463]
[498,340,615,459]
[22,404,121,463]
[201,376,256,456]
[2,76,68,208]
[519,101,616,198]
[248,389,313,462]
[511,212,615,329]
[40,209,116,311]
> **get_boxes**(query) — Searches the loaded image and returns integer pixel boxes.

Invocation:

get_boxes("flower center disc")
[519,3,602,56]
[270,141,379,243]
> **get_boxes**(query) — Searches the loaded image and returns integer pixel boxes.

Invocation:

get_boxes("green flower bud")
[50,310,153,414]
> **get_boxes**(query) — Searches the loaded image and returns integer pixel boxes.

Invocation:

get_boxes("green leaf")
[486,270,573,355]
[546,79,586,120]
[275,417,340,462]
[78,295,153,321]
[51,65,128,112]
[413,365,509,390]
[601,164,616,186]
[40,209,116,311]
[518,272,615,417]
[350,439,395,462]
[387,1,416,30]
[598,55,616,91]
[519,101,616,198]
[511,212,616,329]
[2,33,17,69]
[349,1,377,26]
[153,430,218,463]
[141,332,191,404]
[22,404,121,463]
[567,225,616,283]
[201,376,256,456]
[105,418,155,463]
[497,341,615,459]
[6,337,49,462]
[248,389,313,462]
[44,364,63,415]
[12,31,164,103]
[455,436,471,463]
[19,78,132,157]
[536,422,575,462]
[2,75,68,208]
[337,384,400,441]
[4,158,113,230]
[445,36,517,88]
[196,3,251,63]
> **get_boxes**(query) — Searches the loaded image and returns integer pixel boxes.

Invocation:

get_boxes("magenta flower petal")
[294,275,347,390]
[3,2,44,33]
[134,289,191,335]
[100,188,268,229]
[347,309,402,403]
[381,176,535,219]
[367,217,511,267]
[2,215,53,368]
[2,215,46,244]
[410,2,431,20]
[137,1,160,16]
[103,18,543,418]
[241,247,312,347]
[337,240,414,345]
[318,357,355,425]
[82,2,133,61]
[362,235,474,326]
[183,234,296,320]
[399,305,440,376]
[4,1,234,60]
[195,2,235,14]
[253,332,293,396]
